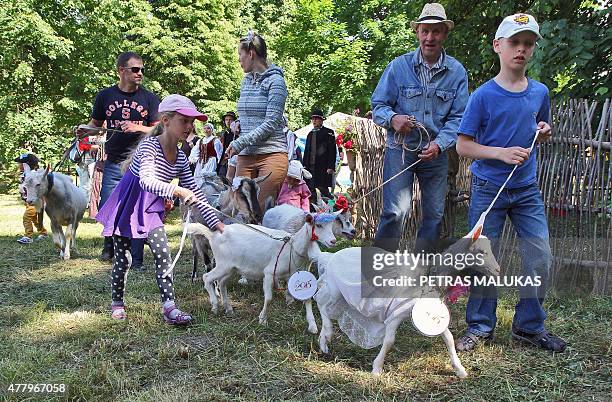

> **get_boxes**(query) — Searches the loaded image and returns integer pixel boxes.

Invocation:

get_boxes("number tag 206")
[287,271,317,301]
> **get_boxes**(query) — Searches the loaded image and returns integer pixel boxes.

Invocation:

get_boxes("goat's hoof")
[258,316,268,326]
[211,306,219,315]
[319,342,329,354]
[456,368,468,379]
[224,308,234,317]
[308,324,318,334]
[371,366,383,376]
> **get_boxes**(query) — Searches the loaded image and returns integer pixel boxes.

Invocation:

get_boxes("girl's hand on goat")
[496,146,530,165]
[174,187,198,206]
[214,222,225,233]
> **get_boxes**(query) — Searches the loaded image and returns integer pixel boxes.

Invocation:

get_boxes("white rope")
[353,159,422,204]
[467,130,540,239]
[162,209,191,279]
[352,121,431,205]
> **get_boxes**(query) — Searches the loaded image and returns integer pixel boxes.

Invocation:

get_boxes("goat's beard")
[31,199,44,213]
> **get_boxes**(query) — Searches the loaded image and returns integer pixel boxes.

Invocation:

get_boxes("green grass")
[0,195,610,401]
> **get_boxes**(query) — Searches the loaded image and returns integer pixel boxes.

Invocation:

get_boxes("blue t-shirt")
[458,78,550,188]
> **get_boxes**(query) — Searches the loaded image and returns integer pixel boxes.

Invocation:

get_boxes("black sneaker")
[100,249,113,262]
[456,331,494,352]
[512,327,567,352]
[131,263,146,272]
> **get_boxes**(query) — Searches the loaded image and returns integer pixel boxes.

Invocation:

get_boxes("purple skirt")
[96,170,165,239]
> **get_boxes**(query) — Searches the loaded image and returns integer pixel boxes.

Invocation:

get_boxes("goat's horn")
[253,172,272,184]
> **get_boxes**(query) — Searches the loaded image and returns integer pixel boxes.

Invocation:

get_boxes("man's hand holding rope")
[418,142,441,161]
[391,114,416,134]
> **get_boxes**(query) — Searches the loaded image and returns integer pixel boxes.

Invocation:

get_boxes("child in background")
[15,153,48,244]
[96,94,224,325]
[226,119,240,182]
[455,14,566,352]
[190,122,223,188]
[276,160,312,212]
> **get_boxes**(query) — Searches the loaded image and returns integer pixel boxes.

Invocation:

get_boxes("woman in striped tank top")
[96,94,224,325]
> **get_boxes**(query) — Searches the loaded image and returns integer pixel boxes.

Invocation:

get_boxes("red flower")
[334,195,349,212]
[344,140,353,149]
[335,134,344,146]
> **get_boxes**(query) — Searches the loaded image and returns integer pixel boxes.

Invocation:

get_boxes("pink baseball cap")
[158,94,208,122]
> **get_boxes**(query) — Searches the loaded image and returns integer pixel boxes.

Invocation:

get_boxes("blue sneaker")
[17,236,33,244]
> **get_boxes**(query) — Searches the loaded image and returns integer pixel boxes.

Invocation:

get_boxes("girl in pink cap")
[276,160,312,212]
[96,94,224,325]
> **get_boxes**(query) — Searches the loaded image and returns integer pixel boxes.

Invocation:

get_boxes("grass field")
[0,194,610,401]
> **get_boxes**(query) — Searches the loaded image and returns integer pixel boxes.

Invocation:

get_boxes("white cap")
[495,13,542,40]
[287,160,312,180]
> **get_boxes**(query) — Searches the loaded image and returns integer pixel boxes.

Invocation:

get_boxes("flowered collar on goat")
[308,212,336,242]
[313,212,336,223]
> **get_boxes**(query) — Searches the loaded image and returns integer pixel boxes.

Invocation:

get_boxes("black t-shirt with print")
[91,85,160,163]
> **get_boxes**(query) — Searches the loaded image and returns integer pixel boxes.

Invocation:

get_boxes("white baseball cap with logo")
[495,13,542,40]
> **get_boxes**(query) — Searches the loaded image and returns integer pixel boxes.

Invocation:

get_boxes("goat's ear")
[253,172,272,184]
[44,165,51,175]
[304,213,314,224]
[219,175,231,186]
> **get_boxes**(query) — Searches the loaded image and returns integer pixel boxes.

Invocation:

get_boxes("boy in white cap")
[456,14,566,352]
[276,160,312,212]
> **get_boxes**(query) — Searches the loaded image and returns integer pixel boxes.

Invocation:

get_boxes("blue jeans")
[100,160,144,266]
[466,176,552,336]
[374,147,448,252]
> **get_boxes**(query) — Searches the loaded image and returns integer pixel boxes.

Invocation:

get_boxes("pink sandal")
[111,304,127,320]
[162,303,193,326]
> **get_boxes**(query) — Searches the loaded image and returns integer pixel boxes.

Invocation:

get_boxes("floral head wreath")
[330,194,352,212]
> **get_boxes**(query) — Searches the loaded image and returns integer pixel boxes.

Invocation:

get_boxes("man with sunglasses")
[83,51,160,266]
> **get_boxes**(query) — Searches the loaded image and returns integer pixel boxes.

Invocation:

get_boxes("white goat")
[187,211,340,326]
[263,204,355,240]
[23,167,87,260]
[189,175,269,281]
[262,204,354,330]
[312,237,500,377]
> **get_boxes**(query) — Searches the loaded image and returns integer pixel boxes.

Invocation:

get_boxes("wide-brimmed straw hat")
[410,3,454,31]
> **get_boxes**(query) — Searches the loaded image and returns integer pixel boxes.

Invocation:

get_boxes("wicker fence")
[350,99,611,295]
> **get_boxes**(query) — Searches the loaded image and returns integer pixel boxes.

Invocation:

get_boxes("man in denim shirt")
[371,3,468,252]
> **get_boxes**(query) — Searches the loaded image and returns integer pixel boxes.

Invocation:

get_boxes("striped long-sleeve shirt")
[233,65,288,155]
[130,136,220,229]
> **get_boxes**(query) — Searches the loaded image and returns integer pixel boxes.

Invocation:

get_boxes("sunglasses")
[123,66,145,74]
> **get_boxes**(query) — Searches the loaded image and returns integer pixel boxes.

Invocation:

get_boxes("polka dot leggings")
[111,226,175,303]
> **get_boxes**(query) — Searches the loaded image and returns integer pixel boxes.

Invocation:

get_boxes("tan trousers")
[23,204,47,238]
[236,152,289,211]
